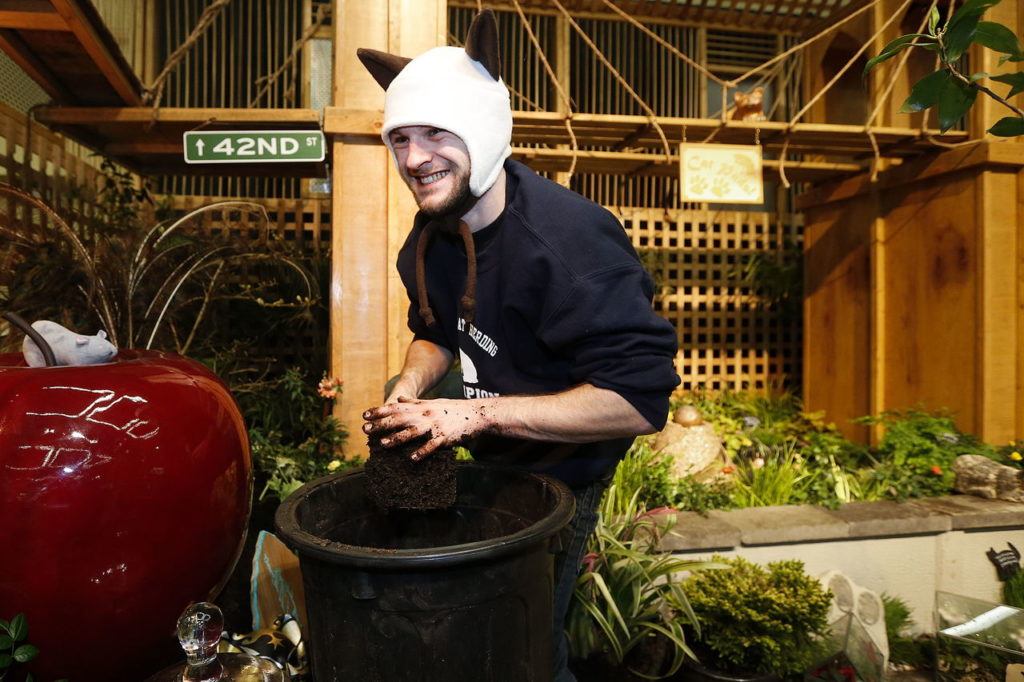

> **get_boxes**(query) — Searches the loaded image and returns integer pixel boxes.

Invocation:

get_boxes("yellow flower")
[1011,451,1022,462]
[327,459,342,471]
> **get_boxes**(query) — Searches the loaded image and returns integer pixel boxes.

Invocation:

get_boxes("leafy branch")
[865,0,1024,135]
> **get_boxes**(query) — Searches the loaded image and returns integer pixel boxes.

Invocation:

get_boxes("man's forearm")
[477,383,655,443]
[388,339,454,400]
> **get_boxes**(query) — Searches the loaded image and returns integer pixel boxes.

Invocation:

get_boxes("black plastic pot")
[275,462,574,682]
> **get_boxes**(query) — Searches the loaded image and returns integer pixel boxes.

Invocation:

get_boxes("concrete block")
[907,495,1024,530]
[659,511,741,551]
[708,505,849,546]
[830,500,951,538]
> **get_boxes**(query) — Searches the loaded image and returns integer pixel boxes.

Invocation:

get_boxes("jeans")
[551,477,609,682]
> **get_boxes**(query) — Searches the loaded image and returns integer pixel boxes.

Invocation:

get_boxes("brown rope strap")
[414,220,478,327]
[552,0,672,163]
[145,0,233,112]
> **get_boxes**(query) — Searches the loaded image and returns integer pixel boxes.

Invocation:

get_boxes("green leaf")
[0,634,11,648]
[944,14,982,62]
[990,71,1024,97]
[936,77,978,132]
[0,619,8,635]
[970,72,990,81]
[8,615,26,643]
[988,116,1024,136]
[948,0,1003,27]
[928,6,940,35]
[899,70,951,113]
[12,645,38,663]
[973,21,1023,55]
[864,34,934,76]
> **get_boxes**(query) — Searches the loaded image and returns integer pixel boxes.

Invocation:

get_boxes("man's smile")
[416,170,450,185]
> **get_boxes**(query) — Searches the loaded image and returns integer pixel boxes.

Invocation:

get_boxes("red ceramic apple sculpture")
[0,331,252,680]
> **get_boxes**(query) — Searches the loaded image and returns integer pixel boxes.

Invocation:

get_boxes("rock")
[653,422,725,479]
[674,405,703,427]
[953,454,1024,503]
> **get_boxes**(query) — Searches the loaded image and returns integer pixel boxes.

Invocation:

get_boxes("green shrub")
[611,439,732,515]
[686,556,832,677]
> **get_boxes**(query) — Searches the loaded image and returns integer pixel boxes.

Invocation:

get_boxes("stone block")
[708,504,849,546]
[907,495,1024,530]
[658,511,741,551]
[830,500,951,538]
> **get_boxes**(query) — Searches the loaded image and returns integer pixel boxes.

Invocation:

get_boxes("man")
[358,10,679,680]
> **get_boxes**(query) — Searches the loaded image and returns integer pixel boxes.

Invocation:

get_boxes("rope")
[145,0,233,112]
[788,0,914,128]
[597,0,726,86]
[552,0,672,163]
[510,0,579,184]
[733,0,885,85]
[249,4,331,108]
[863,0,938,180]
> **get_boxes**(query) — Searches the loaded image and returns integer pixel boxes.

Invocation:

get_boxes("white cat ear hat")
[357,10,512,198]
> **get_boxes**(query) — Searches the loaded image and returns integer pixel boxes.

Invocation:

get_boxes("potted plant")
[566,485,720,680]
[683,555,833,681]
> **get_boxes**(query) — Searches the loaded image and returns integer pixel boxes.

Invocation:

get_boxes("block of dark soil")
[365,433,457,510]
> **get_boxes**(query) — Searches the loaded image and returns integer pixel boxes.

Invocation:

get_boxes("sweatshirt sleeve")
[536,262,680,430]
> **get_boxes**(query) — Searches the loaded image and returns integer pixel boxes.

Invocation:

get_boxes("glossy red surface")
[0,350,252,681]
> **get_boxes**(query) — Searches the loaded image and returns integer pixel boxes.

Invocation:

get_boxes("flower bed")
[618,390,1023,514]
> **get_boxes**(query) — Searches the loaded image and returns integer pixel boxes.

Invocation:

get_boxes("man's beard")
[415,168,474,218]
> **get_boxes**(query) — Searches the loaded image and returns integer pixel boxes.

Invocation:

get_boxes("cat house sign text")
[679,143,764,205]
[184,130,325,164]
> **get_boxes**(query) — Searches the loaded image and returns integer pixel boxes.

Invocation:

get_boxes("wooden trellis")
[618,207,802,391]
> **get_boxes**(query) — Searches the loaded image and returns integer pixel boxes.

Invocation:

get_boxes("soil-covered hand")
[363,397,490,460]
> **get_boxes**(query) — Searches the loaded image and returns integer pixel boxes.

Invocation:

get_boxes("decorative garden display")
[0,347,252,681]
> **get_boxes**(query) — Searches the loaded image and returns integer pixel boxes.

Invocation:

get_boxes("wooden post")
[330,0,446,458]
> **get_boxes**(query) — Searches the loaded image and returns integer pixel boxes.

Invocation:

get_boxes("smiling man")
[357,10,679,681]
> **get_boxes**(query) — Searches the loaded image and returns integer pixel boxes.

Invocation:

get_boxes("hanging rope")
[732,0,885,85]
[145,0,233,113]
[597,0,726,87]
[788,0,914,128]
[249,4,332,108]
[509,0,580,183]
[551,0,672,163]
[863,0,939,180]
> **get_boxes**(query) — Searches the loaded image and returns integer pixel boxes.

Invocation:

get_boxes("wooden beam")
[0,9,67,31]
[35,106,322,125]
[47,0,141,105]
[0,28,72,101]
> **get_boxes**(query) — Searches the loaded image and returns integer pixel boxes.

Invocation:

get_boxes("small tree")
[865,0,1024,136]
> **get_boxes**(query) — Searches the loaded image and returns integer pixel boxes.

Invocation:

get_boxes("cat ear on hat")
[356,48,412,90]
[464,9,501,81]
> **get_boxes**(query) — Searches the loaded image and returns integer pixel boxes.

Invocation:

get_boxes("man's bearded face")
[389,126,472,217]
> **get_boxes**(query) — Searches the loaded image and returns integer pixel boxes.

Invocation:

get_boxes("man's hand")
[363,397,491,460]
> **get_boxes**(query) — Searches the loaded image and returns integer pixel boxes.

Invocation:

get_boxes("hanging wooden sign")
[679,143,764,204]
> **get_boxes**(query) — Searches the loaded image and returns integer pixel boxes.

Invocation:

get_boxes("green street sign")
[183,130,325,164]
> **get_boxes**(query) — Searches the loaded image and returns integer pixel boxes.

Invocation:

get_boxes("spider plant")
[566,483,722,679]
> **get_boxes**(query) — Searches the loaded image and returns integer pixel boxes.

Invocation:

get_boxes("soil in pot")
[365,432,456,510]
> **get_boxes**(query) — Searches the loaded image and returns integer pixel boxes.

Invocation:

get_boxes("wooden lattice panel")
[0,103,102,238]
[616,206,802,391]
[164,195,331,256]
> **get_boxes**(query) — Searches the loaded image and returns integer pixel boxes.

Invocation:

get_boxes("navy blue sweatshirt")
[397,159,680,487]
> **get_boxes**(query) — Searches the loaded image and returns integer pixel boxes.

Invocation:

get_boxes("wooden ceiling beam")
[35,106,322,126]
[47,0,141,105]
[0,28,71,101]
[0,8,67,31]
